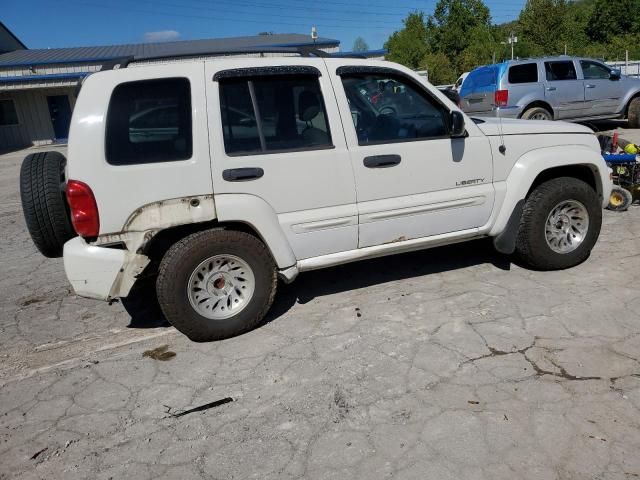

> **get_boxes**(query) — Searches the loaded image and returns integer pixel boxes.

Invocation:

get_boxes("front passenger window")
[340,73,448,145]
[580,61,611,80]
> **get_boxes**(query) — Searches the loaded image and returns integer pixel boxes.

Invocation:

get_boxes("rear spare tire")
[20,151,76,258]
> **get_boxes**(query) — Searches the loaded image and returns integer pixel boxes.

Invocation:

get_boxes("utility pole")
[507,32,518,60]
[564,44,567,55]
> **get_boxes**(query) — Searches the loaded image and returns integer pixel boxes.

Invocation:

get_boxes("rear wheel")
[156,229,277,342]
[515,177,602,270]
[607,186,633,211]
[627,97,640,128]
[522,106,552,121]
[19,151,76,258]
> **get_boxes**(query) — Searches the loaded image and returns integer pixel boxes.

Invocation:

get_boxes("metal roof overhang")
[0,72,87,91]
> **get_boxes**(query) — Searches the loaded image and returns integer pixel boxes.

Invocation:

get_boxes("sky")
[3,0,527,52]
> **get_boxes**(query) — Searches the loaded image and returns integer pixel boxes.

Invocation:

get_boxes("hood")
[473,117,593,136]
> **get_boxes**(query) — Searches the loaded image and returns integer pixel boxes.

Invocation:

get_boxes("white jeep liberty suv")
[20,49,611,341]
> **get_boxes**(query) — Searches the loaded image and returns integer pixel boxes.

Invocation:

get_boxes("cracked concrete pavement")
[1,145,640,479]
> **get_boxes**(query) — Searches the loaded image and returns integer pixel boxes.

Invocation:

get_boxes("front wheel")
[156,229,277,342]
[515,177,602,270]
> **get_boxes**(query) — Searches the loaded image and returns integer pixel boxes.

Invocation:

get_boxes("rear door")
[206,58,358,261]
[460,66,497,115]
[329,62,494,248]
[579,59,624,116]
[505,62,544,110]
[543,60,585,119]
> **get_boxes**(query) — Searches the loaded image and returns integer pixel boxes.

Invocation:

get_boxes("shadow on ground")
[265,238,510,324]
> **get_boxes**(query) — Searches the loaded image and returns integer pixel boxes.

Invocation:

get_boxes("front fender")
[214,193,297,269]
[489,144,610,237]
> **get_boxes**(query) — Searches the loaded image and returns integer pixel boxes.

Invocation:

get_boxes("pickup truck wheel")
[627,97,640,128]
[19,151,76,258]
[515,177,601,270]
[156,229,277,342]
[521,107,552,121]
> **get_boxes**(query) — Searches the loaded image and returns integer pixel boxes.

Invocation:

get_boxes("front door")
[206,58,358,261]
[579,60,624,116]
[543,60,585,119]
[329,63,494,248]
[47,95,72,140]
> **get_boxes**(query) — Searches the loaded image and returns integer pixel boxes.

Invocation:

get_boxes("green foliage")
[352,37,369,52]
[586,0,640,43]
[419,52,457,85]
[427,0,492,58]
[385,12,429,69]
[518,0,569,55]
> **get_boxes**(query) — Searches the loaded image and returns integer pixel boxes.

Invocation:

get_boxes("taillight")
[66,180,99,237]
[494,89,509,107]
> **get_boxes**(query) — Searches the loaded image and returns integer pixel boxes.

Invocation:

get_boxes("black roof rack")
[99,46,330,71]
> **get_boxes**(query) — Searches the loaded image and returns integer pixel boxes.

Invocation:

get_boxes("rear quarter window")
[508,63,538,84]
[105,78,192,165]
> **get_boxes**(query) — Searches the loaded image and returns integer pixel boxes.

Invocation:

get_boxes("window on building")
[105,78,192,165]
[340,72,447,145]
[580,60,612,80]
[545,61,577,81]
[508,63,538,84]
[219,74,333,155]
[0,99,19,126]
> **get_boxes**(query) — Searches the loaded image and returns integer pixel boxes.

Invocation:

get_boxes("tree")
[518,0,569,56]
[385,12,430,69]
[419,52,456,85]
[427,0,492,57]
[586,0,640,43]
[352,37,369,52]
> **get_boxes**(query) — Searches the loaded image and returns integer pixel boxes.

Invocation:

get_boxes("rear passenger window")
[219,75,333,155]
[105,78,192,165]
[509,63,538,84]
[545,61,577,81]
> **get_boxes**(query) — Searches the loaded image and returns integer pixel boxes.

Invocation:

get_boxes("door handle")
[363,155,401,168]
[586,84,596,89]
[222,167,264,182]
[546,86,556,91]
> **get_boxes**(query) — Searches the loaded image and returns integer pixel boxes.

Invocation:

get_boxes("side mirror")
[610,69,621,81]
[450,110,466,137]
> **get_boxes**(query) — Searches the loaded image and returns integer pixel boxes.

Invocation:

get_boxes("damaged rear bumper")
[63,237,149,301]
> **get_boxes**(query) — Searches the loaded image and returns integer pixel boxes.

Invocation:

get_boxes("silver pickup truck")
[460,56,640,126]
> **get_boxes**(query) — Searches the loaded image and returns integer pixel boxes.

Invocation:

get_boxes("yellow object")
[624,143,638,155]
[610,190,625,207]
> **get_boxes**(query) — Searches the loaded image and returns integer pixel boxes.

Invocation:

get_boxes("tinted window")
[581,60,611,80]
[219,75,332,155]
[106,78,192,165]
[509,63,538,84]
[0,99,19,126]
[545,61,577,81]
[340,73,447,145]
